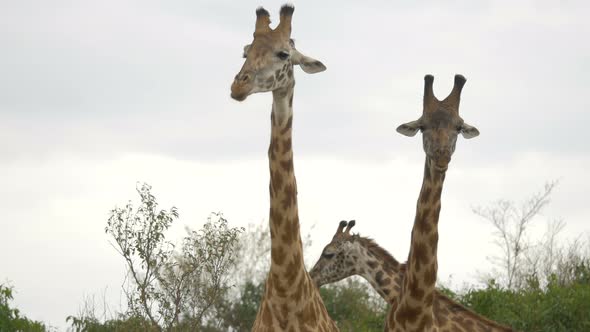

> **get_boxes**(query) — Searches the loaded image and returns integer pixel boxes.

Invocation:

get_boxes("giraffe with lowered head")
[230,5,338,331]
[386,74,480,331]
[310,220,515,331]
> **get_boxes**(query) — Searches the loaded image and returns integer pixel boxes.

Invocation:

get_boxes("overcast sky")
[1,0,589,330]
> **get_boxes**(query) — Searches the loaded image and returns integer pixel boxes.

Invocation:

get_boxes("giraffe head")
[396,75,480,171]
[230,5,326,101]
[310,220,364,287]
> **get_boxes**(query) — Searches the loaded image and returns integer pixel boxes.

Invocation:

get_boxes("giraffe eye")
[322,253,335,259]
[277,51,290,60]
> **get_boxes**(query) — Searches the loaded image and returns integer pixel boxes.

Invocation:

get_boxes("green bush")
[214,278,388,331]
[459,266,590,332]
[213,281,264,331]
[0,284,48,332]
[66,314,158,332]
[320,278,388,332]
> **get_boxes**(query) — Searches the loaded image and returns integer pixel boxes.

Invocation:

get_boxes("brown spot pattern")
[281,183,296,210]
[420,186,432,204]
[408,275,425,301]
[281,116,293,135]
[367,260,378,269]
[271,245,286,266]
[245,24,336,329]
[411,241,430,271]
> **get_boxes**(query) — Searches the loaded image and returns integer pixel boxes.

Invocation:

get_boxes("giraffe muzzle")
[434,155,451,171]
[231,72,256,101]
[230,82,252,101]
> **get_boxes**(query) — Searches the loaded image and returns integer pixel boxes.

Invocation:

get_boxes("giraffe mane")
[353,235,402,271]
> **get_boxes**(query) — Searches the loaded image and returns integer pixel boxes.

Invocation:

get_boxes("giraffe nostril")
[241,74,250,82]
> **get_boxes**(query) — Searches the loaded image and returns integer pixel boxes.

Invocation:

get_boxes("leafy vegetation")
[458,264,590,332]
[0,284,48,332]
[320,278,388,331]
[3,182,590,331]
[72,183,244,331]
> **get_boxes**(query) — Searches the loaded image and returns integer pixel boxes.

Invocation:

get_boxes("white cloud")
[2,0,589,162]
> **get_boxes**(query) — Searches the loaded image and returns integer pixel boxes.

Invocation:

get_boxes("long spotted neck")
[358,243,515,332]
[356,242,404,304]
[405,158,445,304]
[389,157,446,330]
[267,83,306,288]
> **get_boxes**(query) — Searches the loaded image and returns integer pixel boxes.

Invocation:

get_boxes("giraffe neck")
[356,241,404,303]
[253,82,338,331]
[404,157,446,302]
[267,82,305,284]
[357,243,514,331]
[388,157,446,331]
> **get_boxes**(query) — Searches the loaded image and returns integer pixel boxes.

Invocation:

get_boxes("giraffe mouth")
[230,91,248,101]
[426,155,450,172]
[230,81,253,101]
[434,161,449,172]
[435,165,448,172]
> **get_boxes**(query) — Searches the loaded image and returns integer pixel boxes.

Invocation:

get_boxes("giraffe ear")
[291,49,326,74]
[460,122,480,139]
[396,120,421,137]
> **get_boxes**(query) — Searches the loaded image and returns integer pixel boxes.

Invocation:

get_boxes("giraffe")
[384,74,480,331]
[230,5,338,331]
[310,220,515,331]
